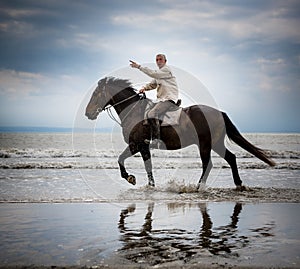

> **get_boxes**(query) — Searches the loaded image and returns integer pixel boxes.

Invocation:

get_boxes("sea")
[0,128,299,203]
[0,128,300,267]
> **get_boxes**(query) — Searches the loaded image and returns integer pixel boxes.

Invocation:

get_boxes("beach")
[0,131,299,268]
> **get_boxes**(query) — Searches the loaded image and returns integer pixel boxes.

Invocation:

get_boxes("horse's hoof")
[148,181,155,187]
[197,182,206,191]
[236,185,247,191]
[127,175,136,185]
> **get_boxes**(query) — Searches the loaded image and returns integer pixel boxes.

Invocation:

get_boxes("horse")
[85,77,275,190]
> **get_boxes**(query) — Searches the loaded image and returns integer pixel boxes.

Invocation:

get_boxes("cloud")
[111,0,300,43]
[0,68,93,97]
[0,68,91,127]
[0,69,45,97]
[0,20,35,37]
[0,0,299,131]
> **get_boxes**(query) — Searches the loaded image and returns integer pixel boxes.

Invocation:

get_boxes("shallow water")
[0,133,300,203]
[0,168,299,203]
[0,132,299,268]
[0,202,299,268]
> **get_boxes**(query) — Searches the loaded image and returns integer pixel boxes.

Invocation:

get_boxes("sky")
[0,0,299,132]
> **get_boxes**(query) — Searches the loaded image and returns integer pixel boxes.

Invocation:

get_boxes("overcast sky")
[0,0,299,132]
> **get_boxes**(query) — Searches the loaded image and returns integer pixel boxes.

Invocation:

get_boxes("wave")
[0,147,299,171]
[0,161,299,170]
[1,148,299,159]
[0,148,118,159]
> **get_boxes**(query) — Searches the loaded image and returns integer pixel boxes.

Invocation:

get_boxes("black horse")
[85,77,275,189]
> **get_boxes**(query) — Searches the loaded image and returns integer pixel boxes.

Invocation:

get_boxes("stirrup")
[150,139,161,149]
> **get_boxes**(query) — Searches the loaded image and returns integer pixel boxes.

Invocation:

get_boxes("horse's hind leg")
[223,149,242,187]
[213,140,243,187]
[118,145,138,185]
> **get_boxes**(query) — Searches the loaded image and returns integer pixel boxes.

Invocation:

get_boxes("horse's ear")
[98,78,105,85]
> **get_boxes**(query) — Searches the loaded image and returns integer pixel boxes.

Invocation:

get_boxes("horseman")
[130,54,179,147]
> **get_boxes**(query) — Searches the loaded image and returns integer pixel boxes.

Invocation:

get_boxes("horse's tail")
[222,112,275,166]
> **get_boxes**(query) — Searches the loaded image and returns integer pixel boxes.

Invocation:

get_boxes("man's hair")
[156,54,167,62]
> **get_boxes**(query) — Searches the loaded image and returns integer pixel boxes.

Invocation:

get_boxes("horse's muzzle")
[85,111,98,120]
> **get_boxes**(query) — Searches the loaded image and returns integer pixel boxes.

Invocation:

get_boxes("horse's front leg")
[118,145,138,185]
[140,144,155,187]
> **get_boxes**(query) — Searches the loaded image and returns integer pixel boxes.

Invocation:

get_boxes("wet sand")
[1,265,297,269]
[0,201,299,269]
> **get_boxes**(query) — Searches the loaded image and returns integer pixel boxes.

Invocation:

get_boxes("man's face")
[156,55,166,69]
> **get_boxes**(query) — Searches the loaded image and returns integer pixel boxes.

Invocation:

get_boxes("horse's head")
[85,77,134,120]
[85,78,112,120]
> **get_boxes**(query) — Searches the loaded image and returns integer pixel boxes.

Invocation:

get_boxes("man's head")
[156,54,167,69]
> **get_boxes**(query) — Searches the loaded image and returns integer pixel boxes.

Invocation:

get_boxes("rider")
[130,54,179,146]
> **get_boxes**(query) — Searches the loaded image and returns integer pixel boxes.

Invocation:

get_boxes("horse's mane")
[105,77,136,93]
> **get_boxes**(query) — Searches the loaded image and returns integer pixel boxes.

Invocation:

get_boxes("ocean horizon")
[0,125,299,134]
[0,126,116,133]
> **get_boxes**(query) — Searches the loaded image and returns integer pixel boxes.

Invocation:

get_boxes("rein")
[98,80,143,126]
[106,106,121,126]
[104,94,138,110]
[106,98,140,127]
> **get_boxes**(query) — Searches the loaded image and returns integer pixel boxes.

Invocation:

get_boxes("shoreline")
[0,262,299,269]
[1,186,300,204]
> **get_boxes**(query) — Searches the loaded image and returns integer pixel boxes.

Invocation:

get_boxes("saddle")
[144,99,182,126]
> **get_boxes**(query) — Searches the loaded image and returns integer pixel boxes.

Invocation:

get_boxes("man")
[130,54,179,146]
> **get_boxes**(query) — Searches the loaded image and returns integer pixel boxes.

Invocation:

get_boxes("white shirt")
[139,64,178,102]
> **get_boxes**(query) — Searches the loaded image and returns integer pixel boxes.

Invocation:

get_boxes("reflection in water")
[199,203,244,255]
[118,203,275,265]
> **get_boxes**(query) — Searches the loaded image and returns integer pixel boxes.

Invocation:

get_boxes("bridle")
[95,78,110,114]
[96,78,144,126]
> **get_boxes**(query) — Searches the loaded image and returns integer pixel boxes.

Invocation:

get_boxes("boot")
[143,118,151,144]
[150,119,161,148]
